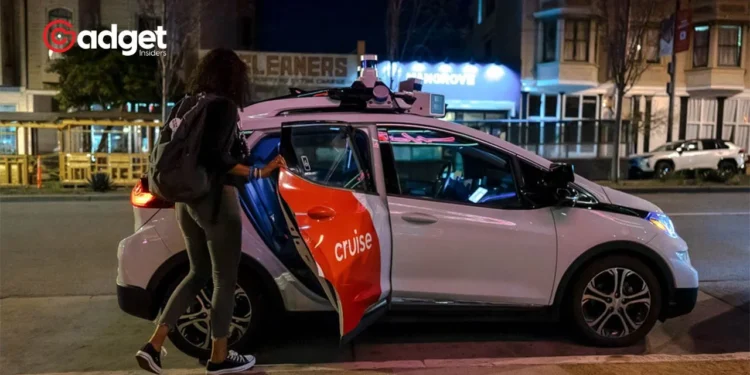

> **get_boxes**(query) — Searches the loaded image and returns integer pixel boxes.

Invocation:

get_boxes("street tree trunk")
[611,87,625,182]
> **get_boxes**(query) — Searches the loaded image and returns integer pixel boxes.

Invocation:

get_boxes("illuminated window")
[718,25,742,67]
[693,25,710,68]
[564,20,589,62]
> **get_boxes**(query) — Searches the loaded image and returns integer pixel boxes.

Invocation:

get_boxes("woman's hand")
[259,155,286,178]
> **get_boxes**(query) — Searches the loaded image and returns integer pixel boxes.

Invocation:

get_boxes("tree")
[137,0,199,122]
[48,46,159,111]
[596,0,670,181]
[385,0,470,88]
[48,46,159,152]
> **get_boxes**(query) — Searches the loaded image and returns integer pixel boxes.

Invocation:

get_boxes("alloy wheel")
[174,284,253,350]
[580,267,651,338]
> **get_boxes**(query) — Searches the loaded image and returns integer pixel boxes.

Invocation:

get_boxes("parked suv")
[117,73,698,359]
[628,139,746,179]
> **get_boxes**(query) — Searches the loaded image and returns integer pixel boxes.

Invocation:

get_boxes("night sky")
[257,0,389,55]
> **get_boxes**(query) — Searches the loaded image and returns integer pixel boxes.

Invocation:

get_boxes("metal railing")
[452,119,638,160]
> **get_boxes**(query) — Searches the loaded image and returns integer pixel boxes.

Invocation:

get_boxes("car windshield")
[653,142,681,152]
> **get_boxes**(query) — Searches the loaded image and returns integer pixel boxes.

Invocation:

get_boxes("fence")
[453,119,638,180]
[0,112,160,187]
[453,119,637,159]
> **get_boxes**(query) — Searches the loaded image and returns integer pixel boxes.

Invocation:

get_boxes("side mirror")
[676,147,684,154]
[544,163,575,189]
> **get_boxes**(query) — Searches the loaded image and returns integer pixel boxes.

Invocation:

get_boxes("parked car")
[118,72,698,359]
[628,139,746,179]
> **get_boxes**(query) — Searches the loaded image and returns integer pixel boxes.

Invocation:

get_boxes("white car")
[117,70,698,359]
[628,139,746,179]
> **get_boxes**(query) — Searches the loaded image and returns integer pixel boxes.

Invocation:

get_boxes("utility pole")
[666,0,679,142]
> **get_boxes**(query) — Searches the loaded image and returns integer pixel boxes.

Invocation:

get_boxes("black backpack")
[148,93,215,202]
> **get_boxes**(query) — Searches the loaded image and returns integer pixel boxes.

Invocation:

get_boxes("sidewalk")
[23,353,750,374]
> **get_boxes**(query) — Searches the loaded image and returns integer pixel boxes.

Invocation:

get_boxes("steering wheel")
[433,162,454,199]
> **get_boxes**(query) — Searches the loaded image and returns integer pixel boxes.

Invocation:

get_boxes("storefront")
[219,50,361,100]
[376,60,521,133]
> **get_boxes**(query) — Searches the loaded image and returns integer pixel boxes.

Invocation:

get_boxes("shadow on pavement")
[688,292,750,354]
[255,312,646,364]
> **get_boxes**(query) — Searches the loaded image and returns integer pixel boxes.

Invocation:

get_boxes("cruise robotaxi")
[118,59,698,358]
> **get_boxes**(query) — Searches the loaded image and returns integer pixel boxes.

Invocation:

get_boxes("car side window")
[683,141,700,152]
[701,140,717,150]
[285,126,373,193]
[378,126,521,209]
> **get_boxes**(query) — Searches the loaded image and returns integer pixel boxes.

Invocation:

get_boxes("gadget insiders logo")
[43,20,167,57]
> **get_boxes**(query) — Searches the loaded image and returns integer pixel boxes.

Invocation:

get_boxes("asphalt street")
[0,192,748,374]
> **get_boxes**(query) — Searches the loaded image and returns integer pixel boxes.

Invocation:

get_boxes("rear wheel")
[163,271,270,359]
[569,256,662,347]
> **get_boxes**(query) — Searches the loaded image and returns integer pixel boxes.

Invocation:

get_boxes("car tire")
[163,270,270,360]
[569,256,662,347]
[717,160,737,181]
[654,161,672,179]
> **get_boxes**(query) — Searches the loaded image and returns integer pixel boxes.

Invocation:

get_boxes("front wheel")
[654,161,673,179]
[569,256,662,347]
[164,272,270,359]
[717,160,737,181]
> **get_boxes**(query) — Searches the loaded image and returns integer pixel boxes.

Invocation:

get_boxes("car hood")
[574,175,662,213]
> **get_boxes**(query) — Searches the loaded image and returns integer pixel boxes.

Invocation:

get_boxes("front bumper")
[117,284,158,321]
[661,287,698,320]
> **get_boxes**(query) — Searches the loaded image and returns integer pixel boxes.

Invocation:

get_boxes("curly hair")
[187,48,250,106]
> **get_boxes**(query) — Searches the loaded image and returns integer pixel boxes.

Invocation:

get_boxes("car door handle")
[402,212,438,224]
[308,206,335,220]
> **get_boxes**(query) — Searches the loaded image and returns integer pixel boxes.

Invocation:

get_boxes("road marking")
[669,212,750,216]
[21,352,750,374]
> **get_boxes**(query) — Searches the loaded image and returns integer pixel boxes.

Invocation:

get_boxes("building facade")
[472,0,750,159]
[0,0,258,114]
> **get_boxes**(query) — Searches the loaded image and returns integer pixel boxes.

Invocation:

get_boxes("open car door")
[277,122,392,343]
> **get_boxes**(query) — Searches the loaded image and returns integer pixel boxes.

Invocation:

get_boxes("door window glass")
[379,127,520,208]
[700,140,717,150]
[683,141,700,152]
[286,126,373,192]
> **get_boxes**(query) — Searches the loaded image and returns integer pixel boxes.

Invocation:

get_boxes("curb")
[608,186,750,194]
[0,194,130,202]
[25,352,750,374]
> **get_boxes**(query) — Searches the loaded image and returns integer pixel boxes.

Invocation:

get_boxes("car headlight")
[647,212,677,238]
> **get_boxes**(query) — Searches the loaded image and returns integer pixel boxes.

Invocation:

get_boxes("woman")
[135,48,285,375]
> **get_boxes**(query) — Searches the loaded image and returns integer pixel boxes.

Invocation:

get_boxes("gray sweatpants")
[158,186,242,339]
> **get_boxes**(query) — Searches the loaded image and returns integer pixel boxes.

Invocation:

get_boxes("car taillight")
[131,177,173,209]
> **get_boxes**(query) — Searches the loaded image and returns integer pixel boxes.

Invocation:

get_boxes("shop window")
[564,19,589,62]
[693,25,709,68]
[565,96,580,118]
[544,95,558,117]
[0,126,17,154]
[529,95,542,117]
[718,25,742,67]
[484,39,492,58]
[541,19,557,62]
[582,96,597,118]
